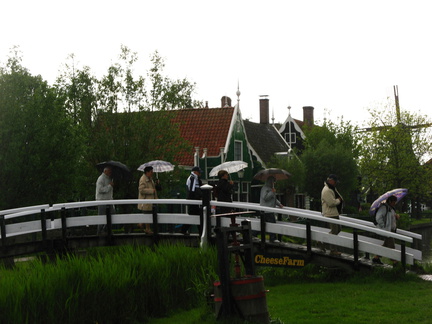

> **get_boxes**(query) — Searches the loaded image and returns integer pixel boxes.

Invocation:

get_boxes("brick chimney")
[259,96,269,124]
[303,106,314,127]
[221,96,232,108]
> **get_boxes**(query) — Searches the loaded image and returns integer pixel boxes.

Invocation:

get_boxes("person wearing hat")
[181,166,203,235]
[321,174,344,255]
[137,166,158,234]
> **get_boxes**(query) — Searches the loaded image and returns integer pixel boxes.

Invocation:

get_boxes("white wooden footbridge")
[0,186,422,271]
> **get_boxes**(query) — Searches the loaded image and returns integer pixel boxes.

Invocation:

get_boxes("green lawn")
[151,271,432,324]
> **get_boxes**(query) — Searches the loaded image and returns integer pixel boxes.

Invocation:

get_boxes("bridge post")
[401,242,406,271]
[41,209,47,247]
[152,204,159,244]
[260,212,266,246]
[0,214,6,250]
[61,207,67,243]
[201,184,213,241]
[215,225,234,318]
[353,229,359,269]
[306,220,312,255]
[106,206,113,245]
[241,220,255,276]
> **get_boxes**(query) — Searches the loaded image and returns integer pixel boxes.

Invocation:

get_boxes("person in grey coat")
[372,195,400,265]
[95,166,115,234]
[260,176,284,242]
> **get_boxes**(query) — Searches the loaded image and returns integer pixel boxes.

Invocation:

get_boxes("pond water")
[411,224,432,263]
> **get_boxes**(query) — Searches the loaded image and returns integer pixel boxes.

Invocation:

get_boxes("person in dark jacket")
[215,170,234,214]
[181,166,203,235]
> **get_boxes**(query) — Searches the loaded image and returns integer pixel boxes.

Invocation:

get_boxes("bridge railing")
[0,195,422,267]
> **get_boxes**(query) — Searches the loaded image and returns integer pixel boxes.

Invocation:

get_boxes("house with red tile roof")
[170,95,256,202]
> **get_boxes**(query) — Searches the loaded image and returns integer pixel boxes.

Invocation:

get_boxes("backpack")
[373,203,388,226]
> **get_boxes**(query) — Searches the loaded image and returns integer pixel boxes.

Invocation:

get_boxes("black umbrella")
[96,160,132,181]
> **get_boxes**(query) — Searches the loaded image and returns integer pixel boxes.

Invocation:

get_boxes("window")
[284,132,296,144]
[295,194,305,209]
[234,140,243,161]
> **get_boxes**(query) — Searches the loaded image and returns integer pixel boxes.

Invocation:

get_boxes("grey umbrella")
[253,168,291,181]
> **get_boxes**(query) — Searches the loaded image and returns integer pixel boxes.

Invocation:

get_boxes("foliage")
[0,45,201,208]
[359,100,432,215]
[300,119,360,209]
[271,151,306,193]
[148,50,202,110]
[0,48,85,208]
[397,213,411,230]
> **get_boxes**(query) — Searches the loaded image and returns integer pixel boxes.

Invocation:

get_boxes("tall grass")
[0,244,219,324]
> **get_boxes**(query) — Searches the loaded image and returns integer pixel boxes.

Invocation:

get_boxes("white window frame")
[285,132,296,144]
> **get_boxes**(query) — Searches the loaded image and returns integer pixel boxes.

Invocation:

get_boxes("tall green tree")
[55,46,199,201]
[301,119,359,211]
[147,50,201,110]
[55,54,100,200]
[0,48,84,208]
[359,101,432,216]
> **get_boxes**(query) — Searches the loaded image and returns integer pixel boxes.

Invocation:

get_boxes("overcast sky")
[1,0,431,127]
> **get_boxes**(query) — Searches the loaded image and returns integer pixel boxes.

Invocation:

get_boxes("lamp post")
[237,169,244,201]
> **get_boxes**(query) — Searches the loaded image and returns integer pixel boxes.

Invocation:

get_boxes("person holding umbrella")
[95,166,115,234]
[137,166,159,234]
[372,195,400,265]
[260,176,284,243]
[214,170,234,214]
[321,174,344,255]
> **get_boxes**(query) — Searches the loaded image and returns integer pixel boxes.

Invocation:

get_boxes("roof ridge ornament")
[236,81,241,106]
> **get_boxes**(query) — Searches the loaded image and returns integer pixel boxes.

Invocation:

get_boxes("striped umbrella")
[137,160,174,173]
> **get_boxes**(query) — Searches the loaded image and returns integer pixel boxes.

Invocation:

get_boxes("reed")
[0,244,219,324]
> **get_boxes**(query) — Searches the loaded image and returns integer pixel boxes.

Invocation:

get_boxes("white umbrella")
[137,160,174,173]
[209,161,248,177]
